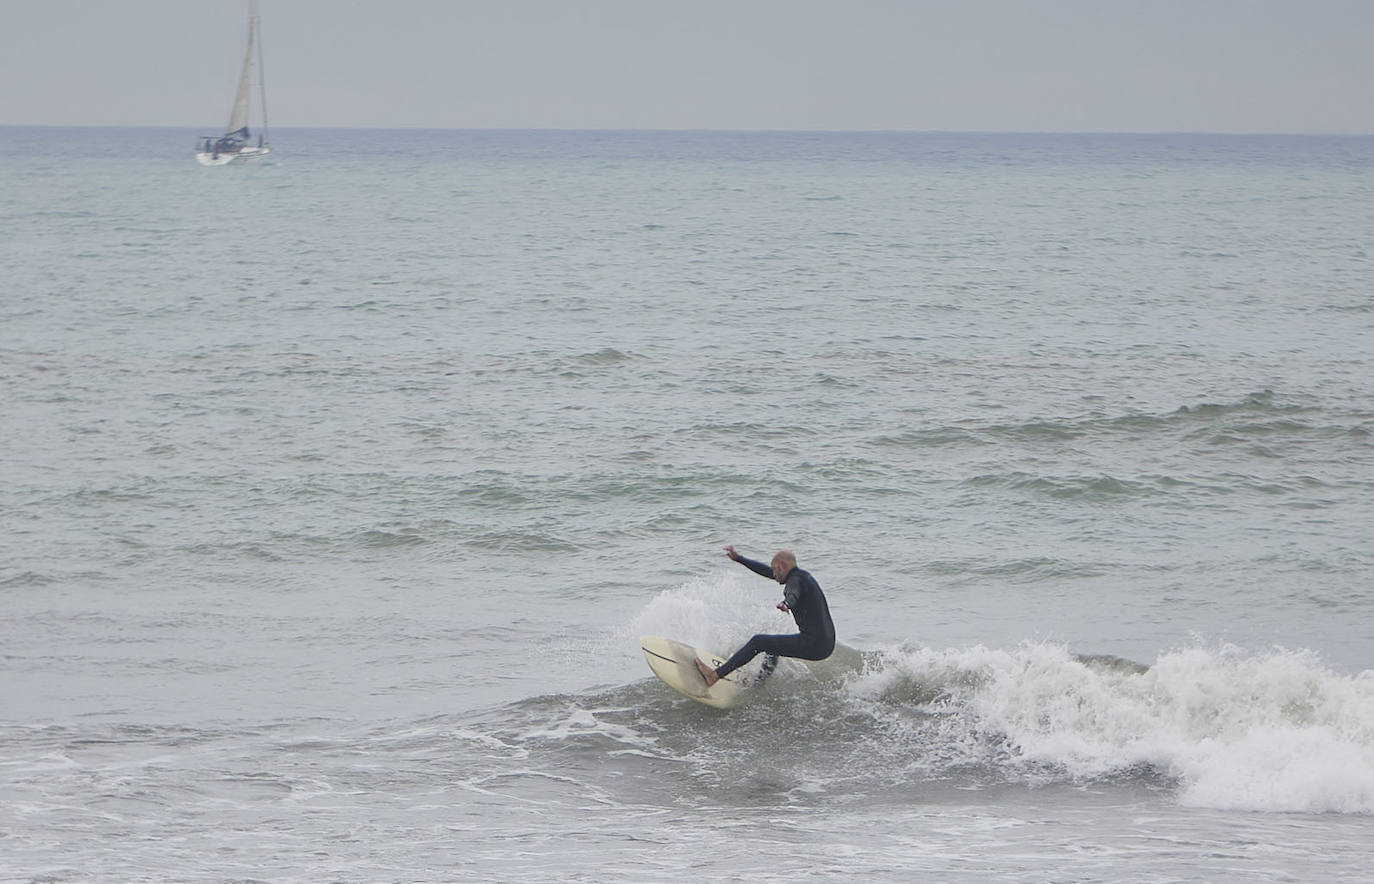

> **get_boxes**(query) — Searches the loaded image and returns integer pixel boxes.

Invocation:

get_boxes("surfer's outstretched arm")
[729,551,775,580]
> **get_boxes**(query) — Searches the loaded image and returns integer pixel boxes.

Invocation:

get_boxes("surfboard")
[640,635,750,709]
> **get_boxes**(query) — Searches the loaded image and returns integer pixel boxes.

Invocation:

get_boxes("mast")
[253,0,270,146]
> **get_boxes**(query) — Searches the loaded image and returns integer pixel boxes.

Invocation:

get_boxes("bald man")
[696,546,836,688]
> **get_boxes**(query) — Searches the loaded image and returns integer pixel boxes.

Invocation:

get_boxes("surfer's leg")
[715,633,800,679]
[715,631,834,681]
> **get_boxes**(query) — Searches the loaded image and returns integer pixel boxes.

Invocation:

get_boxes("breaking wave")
[600,579,1374,815]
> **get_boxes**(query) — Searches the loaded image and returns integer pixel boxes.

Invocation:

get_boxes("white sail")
[225,13,256,137]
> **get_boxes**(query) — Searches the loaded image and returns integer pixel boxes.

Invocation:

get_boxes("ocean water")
[1,126,1372,881]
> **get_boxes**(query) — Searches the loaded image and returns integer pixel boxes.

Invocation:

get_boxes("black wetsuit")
[715,555,836,678]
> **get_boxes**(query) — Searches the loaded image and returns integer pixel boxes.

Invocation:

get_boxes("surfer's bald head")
[770,550,796,582]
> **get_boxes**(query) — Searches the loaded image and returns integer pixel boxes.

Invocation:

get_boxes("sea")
[1,126,1372,882]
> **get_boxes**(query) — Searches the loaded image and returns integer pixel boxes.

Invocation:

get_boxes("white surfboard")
[640,635,750,709]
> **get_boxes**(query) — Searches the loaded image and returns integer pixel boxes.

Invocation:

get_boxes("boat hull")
[195,146,271,166]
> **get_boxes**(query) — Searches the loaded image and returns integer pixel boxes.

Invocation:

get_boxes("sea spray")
[622,570,797,657]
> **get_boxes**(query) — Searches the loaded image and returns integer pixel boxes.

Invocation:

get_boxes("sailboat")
[196,1,271,165]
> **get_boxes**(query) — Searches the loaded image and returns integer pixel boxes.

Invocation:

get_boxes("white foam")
[852,642,1374,814]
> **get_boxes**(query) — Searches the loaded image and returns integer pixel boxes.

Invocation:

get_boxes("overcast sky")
[2,0,1371,133]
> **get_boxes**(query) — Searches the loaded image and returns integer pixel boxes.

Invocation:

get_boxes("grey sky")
[3,0,1371,133]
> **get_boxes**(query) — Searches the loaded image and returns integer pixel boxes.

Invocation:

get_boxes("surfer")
[696,546,835,687]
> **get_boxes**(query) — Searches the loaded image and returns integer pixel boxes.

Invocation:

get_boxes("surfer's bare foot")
[695,658,719,687]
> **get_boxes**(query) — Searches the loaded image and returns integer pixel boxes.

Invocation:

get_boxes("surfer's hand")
[776,601,790,613]
[724,545,739,561]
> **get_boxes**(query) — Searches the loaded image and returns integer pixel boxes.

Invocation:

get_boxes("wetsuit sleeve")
[734,555,774,580]
[783,572,803,610]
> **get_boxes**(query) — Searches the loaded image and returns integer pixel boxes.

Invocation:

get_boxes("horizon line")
[3,123,1374,138]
